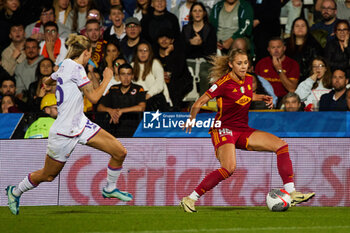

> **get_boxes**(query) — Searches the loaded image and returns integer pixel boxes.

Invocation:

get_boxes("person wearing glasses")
[324,19,350,76]
[311,0,340,45]
[39,21,67,65]
[120,17,147,63]
[295,57,332,111]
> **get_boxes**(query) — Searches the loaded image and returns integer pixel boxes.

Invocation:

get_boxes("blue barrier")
[0,113,23,139]
[133,111,349,138]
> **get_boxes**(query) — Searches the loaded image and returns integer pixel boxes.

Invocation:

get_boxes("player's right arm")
[185,93,211,133]
[81,68,113,104]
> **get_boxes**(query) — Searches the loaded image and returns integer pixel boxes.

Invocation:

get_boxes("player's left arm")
[253,93,273,109]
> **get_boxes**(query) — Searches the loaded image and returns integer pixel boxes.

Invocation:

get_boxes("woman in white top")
[69,0,94,32]
[132,42,172,111]
[133,0,151,21]
[295,57,332,111]
[6,34,132,216]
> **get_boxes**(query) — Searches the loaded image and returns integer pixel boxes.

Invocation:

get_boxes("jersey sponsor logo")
[131,89,137,95]
[218,128,232,136]
[248,84,251,90]
[264,69,269,73]
[240,86,245,93]
[209,84,218,92]
[235,95,251,106]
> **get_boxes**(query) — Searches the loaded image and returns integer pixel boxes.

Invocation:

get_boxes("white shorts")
[46,120,101,163]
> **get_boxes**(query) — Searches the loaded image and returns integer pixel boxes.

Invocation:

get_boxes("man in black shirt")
[97,63,146,136]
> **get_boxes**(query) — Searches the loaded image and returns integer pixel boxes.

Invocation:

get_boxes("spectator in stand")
[79,8,105,37]
[103,57,126,95]
[281,92,302,111]
[310,0,340,47]
[97,63,146,136]
[104,0,131,27]
[120,17,146,63]
[255,37,300,107]
[324,19,350,75]
[1,23,26,76]
[133,0,151,21]
[132,41,171,110]
[69,0,96,33]
[250,73,278,109]
[155,28,193,111]
[85,19,107,68]
[0,74,27,112]
[39,22,68,65]
[295,57,332,111]
[0,0,22,51]
[103,5,126,43]
[14,38,44,100]
[210,0,254,55]
[24,93,57,139]
[285,17,323,84]
[280,0,303,38]
[0,94,21,113]
[98,41,122,77]
[319,68,348,111]
[171,0,205,30]
[337,0,350,22]
[53,0,73,30]
[250,0,281,62]
[25,4,71,42]
[182,2,216,95]
[27,58,55,112]
[141,0,180,47]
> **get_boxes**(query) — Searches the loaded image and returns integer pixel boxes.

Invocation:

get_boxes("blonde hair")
[65,34,91,60]
[53,0,72,25]
[209,49,248,84]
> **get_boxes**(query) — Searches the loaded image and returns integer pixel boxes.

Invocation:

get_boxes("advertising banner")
[1,138,349,207]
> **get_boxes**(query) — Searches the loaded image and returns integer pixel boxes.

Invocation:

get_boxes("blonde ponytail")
[65,34,91,60]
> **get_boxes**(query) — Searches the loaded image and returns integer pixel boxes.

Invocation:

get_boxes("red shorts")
[210,127,256,154]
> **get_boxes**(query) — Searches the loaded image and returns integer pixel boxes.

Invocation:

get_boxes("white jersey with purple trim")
[50,59,91,137]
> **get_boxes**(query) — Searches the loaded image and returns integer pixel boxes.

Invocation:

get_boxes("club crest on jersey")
[209,84,218,92]
[131,89,137,95]
[235,95,251,106]
[240,86,245,93]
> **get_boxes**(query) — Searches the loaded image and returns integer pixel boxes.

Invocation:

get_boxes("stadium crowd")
[0,0,350,137]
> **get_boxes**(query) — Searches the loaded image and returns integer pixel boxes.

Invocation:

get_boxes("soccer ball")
[266,189,291,212]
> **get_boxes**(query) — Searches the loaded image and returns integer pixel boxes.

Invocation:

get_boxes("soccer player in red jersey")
[180,49,315,213]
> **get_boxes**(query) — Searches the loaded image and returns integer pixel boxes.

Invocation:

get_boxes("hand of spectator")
[223,38,234,50]
[272,56,282,71]
[37,83,47,98]
[310,73,318,81]
[189,32,202,46]
[340,33,349,51]
[105,54,114,67]
[31,33,45,42]
[108,108,120,124]
[11,48,22,60]
[103,67,113,83]
[46,36,55,52]
[164,44,174,57]
[217,41,224,50]
[253,19,260,28]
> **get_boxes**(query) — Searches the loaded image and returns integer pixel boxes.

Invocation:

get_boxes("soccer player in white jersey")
[6,34,133,215]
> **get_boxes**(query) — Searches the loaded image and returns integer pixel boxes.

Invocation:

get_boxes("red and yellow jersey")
[205,73,253,130]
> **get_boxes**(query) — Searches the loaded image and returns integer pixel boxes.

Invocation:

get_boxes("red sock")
[194,167,231,196]
[276,145,294,184]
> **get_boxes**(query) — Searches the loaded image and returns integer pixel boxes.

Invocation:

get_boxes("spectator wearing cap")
[141,0,181,46]
[119,17,148,63]
[155,28,193,111]
[24,93,57,139]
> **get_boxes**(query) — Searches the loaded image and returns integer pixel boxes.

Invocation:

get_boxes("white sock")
[189,191,200,201]
[284,182,295,194]
[105,166,122,192]
[13,175,36,197]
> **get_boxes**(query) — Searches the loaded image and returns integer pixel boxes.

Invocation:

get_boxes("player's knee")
[44,174,57,182]
[225,164,236,174]
[112,146,127,161]
[276,140,288,152]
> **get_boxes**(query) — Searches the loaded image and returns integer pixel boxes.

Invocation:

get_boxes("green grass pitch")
[1,206,349,233]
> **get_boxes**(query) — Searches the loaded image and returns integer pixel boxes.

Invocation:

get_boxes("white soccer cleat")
[180,196,197,213]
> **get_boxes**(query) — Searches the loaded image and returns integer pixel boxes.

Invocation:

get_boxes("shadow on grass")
[204,206,266,211]
[48,210,113,215]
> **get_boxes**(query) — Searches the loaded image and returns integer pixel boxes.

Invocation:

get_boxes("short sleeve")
[72,64,90,88]
[205,82,223,99]
[51,72,58,80]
